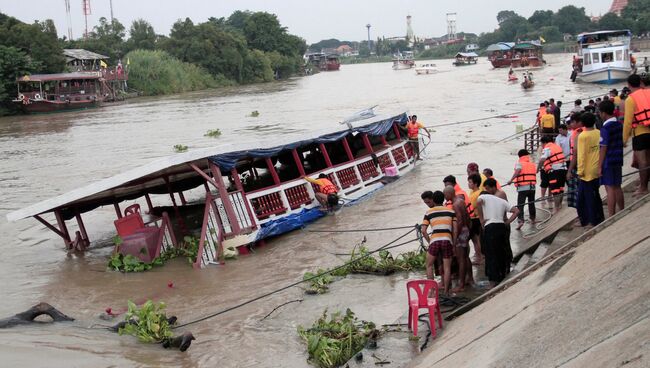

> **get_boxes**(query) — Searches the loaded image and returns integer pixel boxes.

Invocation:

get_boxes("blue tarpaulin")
[209,113,408,171]
[254,207,326,240]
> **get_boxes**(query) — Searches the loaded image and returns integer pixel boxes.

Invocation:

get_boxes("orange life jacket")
[630,89,650,128]
[406,121,420,139]
[514,155,537,187]
[318,178,338,195]
[543,142,566,172]
[536,107,547,123]
[445,184,469,209]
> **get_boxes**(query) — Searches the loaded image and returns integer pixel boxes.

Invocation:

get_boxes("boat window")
[275,151,301,183]
[592,53,600,63]
[18,82,40,92]
[299,144,328,174]
[601,52,614,63]
[584,53,591,65]
[624,50,629,61]
[385,127,398,142]
[324,141,350,166]
[239,160,274,192]
[616,50,623,61]
[348,133,368,159]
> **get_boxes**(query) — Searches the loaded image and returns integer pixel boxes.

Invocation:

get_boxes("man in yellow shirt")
[576,112,604,228]
[623,74,650,196]
[540,107,556,137]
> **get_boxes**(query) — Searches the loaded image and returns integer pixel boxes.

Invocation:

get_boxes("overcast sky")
[1,1,613,44]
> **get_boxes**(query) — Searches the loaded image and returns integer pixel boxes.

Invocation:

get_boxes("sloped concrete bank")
[408,193,650,368]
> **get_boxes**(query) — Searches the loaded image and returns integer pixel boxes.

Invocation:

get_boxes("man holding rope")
[405,115,430,161]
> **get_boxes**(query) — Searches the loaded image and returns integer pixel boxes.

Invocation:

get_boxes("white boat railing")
[243,140,414,225]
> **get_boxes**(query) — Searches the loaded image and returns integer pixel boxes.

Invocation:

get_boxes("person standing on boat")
[405,115,430,161]
[305,174,339,210]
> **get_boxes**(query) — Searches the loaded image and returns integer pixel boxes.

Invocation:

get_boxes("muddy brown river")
[0,54,615,367]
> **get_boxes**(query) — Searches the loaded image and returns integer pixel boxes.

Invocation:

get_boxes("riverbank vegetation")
[304,247,426,294]
[0,10,306,115]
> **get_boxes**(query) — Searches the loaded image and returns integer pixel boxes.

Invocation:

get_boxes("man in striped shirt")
[421,190,456,295]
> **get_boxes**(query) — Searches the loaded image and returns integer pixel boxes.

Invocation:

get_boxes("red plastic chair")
[124,204,141,216]
[407,279,443,338]
[114,213,145,238]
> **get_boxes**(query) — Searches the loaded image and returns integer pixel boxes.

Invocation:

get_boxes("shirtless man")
[444,186,474,291]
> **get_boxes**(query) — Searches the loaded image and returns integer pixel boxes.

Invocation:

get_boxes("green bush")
[124,49,233,95]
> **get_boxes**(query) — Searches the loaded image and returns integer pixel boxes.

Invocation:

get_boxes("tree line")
[478,2,650,48]
[0,10,307,114]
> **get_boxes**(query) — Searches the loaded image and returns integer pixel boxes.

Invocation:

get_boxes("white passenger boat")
[392,51,415,70]
[573,30,633,85]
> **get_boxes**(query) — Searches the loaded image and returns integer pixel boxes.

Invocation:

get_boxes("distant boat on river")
[392,51,415,70]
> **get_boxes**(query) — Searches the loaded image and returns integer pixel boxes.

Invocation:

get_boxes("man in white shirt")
[475,178,520,288]
[555,123,571,162]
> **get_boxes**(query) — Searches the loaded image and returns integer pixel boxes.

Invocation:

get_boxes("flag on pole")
[100,60,108,68]
[539,36,546,43]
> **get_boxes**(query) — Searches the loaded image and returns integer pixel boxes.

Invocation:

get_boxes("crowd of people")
[417,73,650,295]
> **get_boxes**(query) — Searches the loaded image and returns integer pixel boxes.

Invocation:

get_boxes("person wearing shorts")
[599,100,625,216]
[421,190,456,295]
[444,185,473,291]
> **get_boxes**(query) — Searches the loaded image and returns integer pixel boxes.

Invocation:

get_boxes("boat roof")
[17,72,102,82]
[577,29,632,43]
[6,109,408,222]
[455,52,478,58]
[513,41,542,50]
[485,42,515,52]
[63,49,110,61]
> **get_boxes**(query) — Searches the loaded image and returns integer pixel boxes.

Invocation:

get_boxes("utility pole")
[64,0,73,40]
[109,0,114,23]
[366,24,371,55]
[82,0,92,39]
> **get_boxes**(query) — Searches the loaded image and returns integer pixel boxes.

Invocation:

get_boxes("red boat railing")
[335,167,360,189]
[357,160,380,181]
[392,147,408,165]
[284,183,312,209]
[195,191,225,268]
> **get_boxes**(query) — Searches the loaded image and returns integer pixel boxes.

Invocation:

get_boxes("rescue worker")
[443,175,469,203]
[304,173,339,210]
[405,115,431,161]
[482,168,502,190]
[507,149,537,230]
[538,135,567,213]
[467,173,483,265]
[623,74,650,197]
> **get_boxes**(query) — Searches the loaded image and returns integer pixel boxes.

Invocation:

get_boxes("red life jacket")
[630,89,650,128]
[514,155,537,187]
[318,178,338,195]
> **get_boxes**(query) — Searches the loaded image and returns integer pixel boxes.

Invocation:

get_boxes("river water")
[0,53,616,367]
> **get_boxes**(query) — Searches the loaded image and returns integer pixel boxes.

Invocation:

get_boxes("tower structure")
[82,0,91,39]
[609,0,628,16]
[109,0,114,23]
[446,13,457,42]
[366,24,371,54]
[406,15,415,46]
[64,0,73,40]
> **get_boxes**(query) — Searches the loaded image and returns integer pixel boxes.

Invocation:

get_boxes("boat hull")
[490,58,512,68]
[393,63,414,70]
[14,99,99,114]
[415,68,437,74]
[576,67,631,84]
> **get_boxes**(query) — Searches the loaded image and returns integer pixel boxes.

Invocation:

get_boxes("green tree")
[622,0,650,34]
[0,46,40,114]
[0,14,65,73]
[552,6,592,35]
[125,19,157,52]
[497,10,519,25]
[76,17,127,62]
[528,10,554,29]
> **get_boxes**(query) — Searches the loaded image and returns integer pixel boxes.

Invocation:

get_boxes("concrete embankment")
[409,190,650,368]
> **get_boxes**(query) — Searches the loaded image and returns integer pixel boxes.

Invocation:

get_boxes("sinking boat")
[7,109,421,268]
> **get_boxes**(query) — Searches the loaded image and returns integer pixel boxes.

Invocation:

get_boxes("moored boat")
[12,73,102,113]
[572,30,633,85]
[306,53,341,72]
[453,52,478,66]
[392,51,415,70]
[6,109,421,268]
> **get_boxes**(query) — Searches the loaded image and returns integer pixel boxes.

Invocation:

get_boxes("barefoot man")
[444,186,473,292]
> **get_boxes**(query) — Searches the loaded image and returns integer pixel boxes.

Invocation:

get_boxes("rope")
[308,225,414,233]
[173,226,419,329]
[423,91,613,130]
